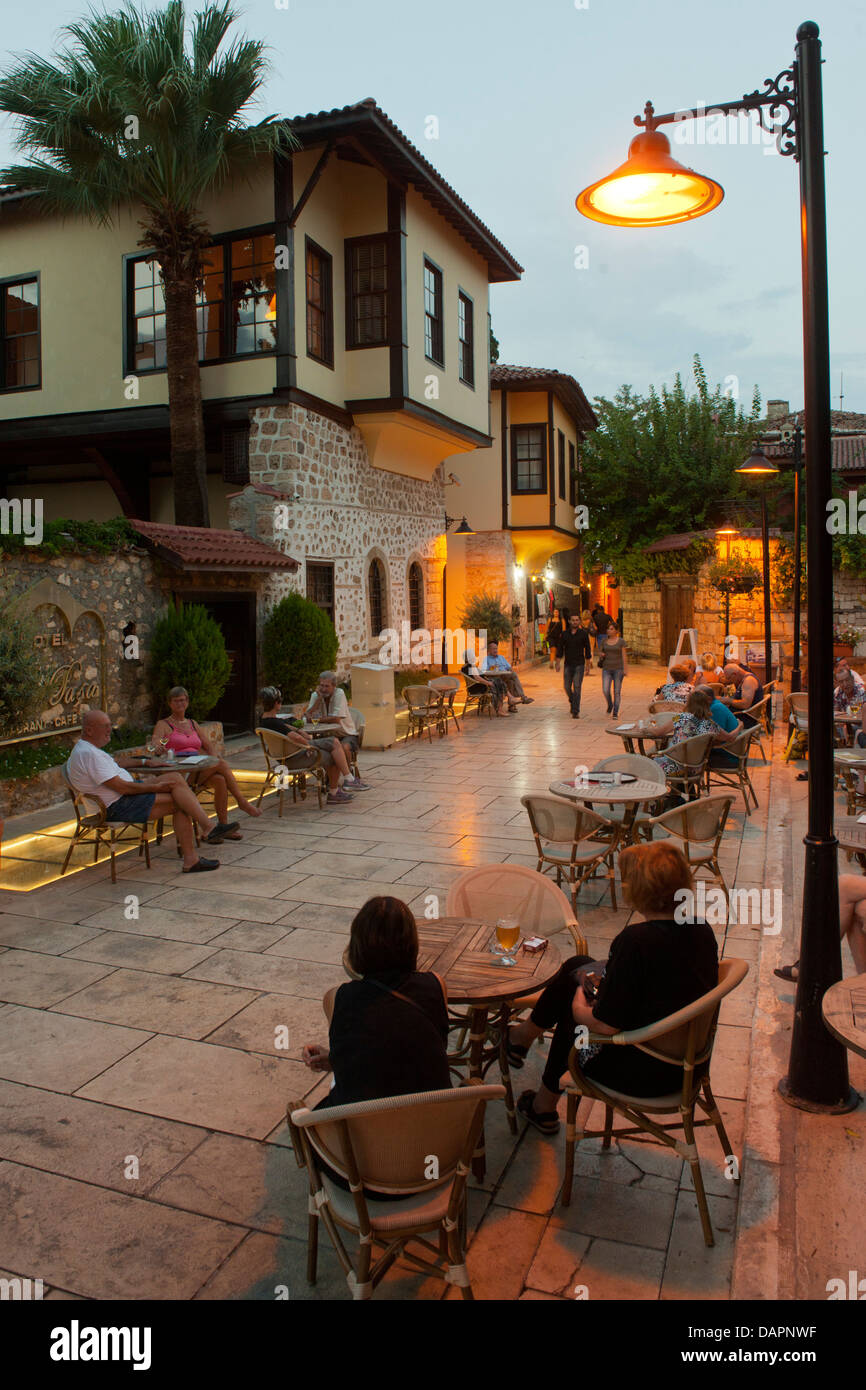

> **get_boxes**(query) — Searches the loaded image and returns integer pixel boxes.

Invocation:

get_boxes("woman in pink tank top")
[151,686,262,841]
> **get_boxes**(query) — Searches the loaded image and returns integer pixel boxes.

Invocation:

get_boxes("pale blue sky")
[2,0,862,410]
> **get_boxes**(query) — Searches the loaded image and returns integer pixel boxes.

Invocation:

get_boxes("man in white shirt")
[306,671,370,795]
[67,710,220,873]
[479,642,534,704]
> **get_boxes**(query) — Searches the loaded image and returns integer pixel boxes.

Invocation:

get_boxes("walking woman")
[546,608,564,672]
[599,619,628,718]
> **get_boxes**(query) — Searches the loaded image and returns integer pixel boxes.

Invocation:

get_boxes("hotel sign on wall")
[3,577,107,745]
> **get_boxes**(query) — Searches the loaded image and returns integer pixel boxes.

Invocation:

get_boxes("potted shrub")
[832,624,862,662]
[150,602,232,720]
[707,556,763,596]
[261,593,338,704]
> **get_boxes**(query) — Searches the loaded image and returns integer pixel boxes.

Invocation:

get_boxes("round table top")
[834,712,863,723]
[822,972,866,1060]
[834,749,866,766]
[549,776,666,805]
[606,718,673,738]
[132,755,220,778]
[342,916,564,1007]
[836,815,866,852]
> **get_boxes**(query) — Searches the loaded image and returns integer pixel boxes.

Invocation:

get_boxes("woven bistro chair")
[255,728,326,815]
[445,863,588,1132]
[783,693,809,763]
[560,957,749,1247]
[661,733,714,802]
[460,672,495,719]
[705,727,759,815]
[635,796,735,950]
[287,1084,504,1300]
[428,676,462,734]
[347,707,366,780]
[403,685,442,742]
[649,699,686,714]
[590,754,667,843]
[521,794,620,910]
[741,693,774,763]
[60,765,153,884]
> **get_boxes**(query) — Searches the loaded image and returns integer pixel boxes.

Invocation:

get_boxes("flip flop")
[773,962,799,982]
[517,1090,560,1135]
[183,857,219,874]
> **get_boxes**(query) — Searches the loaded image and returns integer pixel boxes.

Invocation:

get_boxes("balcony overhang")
[347,399,491,481]
[511,529,580,574]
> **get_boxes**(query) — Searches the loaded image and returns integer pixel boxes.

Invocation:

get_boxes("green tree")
[579,355,762,581]
[150,601,231,718]
[262,593,338,705]
[459,592,513,645]
[0,598,44,738]
[0,2,294,527]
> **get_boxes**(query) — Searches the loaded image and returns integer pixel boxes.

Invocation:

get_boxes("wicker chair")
[445,863,588,1132]
[287,1084,505,1300]
[403,685,442,742]
[60,765,153,884]
[649,699,686,714]
[347,707,366,780]
[255,729,326,814]
[560,957,749,1247]
[741,693,774,763]
[661,733,714,802]
[428,676,462,734]
[460,672,495,718]
[705,727,759,815]
[521,794,620,910]
[635,796,735,948]
[783,693,809,763]
[590,754,667,842]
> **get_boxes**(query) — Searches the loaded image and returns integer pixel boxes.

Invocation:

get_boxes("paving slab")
[0,1005,151,1092]
[52,967,259,1040]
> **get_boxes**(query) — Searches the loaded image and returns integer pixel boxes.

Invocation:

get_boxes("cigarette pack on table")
[521,936,548,953]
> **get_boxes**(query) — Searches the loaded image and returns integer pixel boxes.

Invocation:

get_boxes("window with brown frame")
[307,561,336,625]
[558,430,566,500]
[458,291,474,386]
[569,441,577,507]
[346,236,389,347]
[1,277,40,390]
[305,238,333,367]
[369,558,387,637]
[408,562,424,631]
[511,425,547,494]
[424,259,444,365]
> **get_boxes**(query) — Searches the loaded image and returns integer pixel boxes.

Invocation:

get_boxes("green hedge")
[0,517,139,557]
[0,726,149,782]
[262,593,338,705]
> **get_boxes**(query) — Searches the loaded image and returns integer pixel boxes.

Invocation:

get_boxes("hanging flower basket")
[706,557,762,596]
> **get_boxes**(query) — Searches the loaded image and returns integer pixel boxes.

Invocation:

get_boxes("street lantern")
[715,523,741,656]
[736,447,779,691]
[576,22,855,1113]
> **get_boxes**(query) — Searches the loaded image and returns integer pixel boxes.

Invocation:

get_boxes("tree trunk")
[162,265,210,528]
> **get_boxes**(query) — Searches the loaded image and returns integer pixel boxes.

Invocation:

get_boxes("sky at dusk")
[1,0,863,414]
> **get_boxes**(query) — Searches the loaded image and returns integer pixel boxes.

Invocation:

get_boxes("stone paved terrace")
[0,661,862,1301]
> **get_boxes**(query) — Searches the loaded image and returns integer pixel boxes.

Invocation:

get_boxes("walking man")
[561,613,592,719]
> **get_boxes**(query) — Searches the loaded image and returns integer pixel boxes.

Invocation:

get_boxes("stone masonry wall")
[461,530,528,662]
[229,403,448,680]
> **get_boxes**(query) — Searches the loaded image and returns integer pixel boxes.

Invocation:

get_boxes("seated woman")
[151,685,262,842]
[654,664,694,702]
[302,895,450,1106]
[696,651,726,686]
[653,686,740,778]
[509,842,719,1134]
[257,685,363,805]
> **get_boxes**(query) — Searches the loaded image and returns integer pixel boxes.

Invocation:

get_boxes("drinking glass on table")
[495,916,520,967]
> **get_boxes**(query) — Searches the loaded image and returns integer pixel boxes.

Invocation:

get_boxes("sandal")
[183,857,219,874]
[774,961,799,982]
[517,1089,560,1135]
[206,821,239,844]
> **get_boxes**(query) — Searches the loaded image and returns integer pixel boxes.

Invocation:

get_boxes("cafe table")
[343,916,564,1178]
[128,754,221,781]
[549,772,667,850]
[822,972,866,1060]
[605,716,674,756]
[835,814,866,870]
[834,712,862,747]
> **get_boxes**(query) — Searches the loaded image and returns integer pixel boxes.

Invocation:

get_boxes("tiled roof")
[490,365,598,432]
[767,409,866,433]
[287,100,523,284]
[644,528,781,554]
[763,434,866,472]
[128,521,298,572]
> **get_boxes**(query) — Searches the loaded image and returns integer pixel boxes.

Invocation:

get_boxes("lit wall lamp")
[444,513,474,535]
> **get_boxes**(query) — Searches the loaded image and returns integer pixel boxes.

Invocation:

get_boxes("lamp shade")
[576,129,724,228]
[736,444,779,476]
[453,516,474,535]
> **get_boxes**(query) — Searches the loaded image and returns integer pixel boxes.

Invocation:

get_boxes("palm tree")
[0,1,294,526]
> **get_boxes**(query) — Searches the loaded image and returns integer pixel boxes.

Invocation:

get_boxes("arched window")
[408,562,424,631]
[369,558,386,637]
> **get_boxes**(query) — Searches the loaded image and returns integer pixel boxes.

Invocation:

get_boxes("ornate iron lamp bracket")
[634,64,799,159]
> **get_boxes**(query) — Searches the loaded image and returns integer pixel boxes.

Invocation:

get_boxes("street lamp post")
[737,444,777,687]
[715,524,740,656]
[575,21,856,1111]
[790,424,804,694]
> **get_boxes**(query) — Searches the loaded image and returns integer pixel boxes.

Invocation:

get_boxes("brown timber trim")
[274,151,296,390]
[547,391,556,529]
[500,390,508,530]
[289,141,335,227]
[387,183,408,399]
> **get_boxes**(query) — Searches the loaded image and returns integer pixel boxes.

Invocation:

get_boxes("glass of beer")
[495,917,520,966]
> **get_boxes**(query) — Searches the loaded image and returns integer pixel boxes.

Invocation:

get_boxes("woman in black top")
[508,842,718,1134]
[546,608,564,672]
[303,896,450,1107]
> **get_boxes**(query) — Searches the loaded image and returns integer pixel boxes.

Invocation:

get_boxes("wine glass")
[495,917,520,967]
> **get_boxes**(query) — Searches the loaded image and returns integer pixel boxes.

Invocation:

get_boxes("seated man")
[719,662,763,726]
[67,709,219,872]
[834,657,865,693]
[479,640,534,704]
[461,654,514,716]
[775,874,866,980]
[258,686,363,805]
[305,671,370,794]
[654,664,694,702]
[834,670,863,713]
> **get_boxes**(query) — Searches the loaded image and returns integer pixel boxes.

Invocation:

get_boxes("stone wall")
[229,403,448,680]
[461,530,528,659]
[619,580,660,658]
[832,573,866,655]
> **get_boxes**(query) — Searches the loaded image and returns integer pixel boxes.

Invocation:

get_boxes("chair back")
[664,732,714,772]
[256,728,320,772]
[62,761,107,827]
[743,692,773,727]
[347,707,366,747]
[648,794,733,846]
[725,726,755,765]
[650,699,685,713]
[592,753,665,784]
[617,957,748,1072]
[429,676,459,694]
[404,684,436,711]
[291,1085,504,1197]
[520,794,610,848]
[445,860,580,938]
[703,682,725,697]
[788,692,808,729]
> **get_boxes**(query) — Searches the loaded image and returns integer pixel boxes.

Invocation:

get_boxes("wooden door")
[660,578,694,664]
